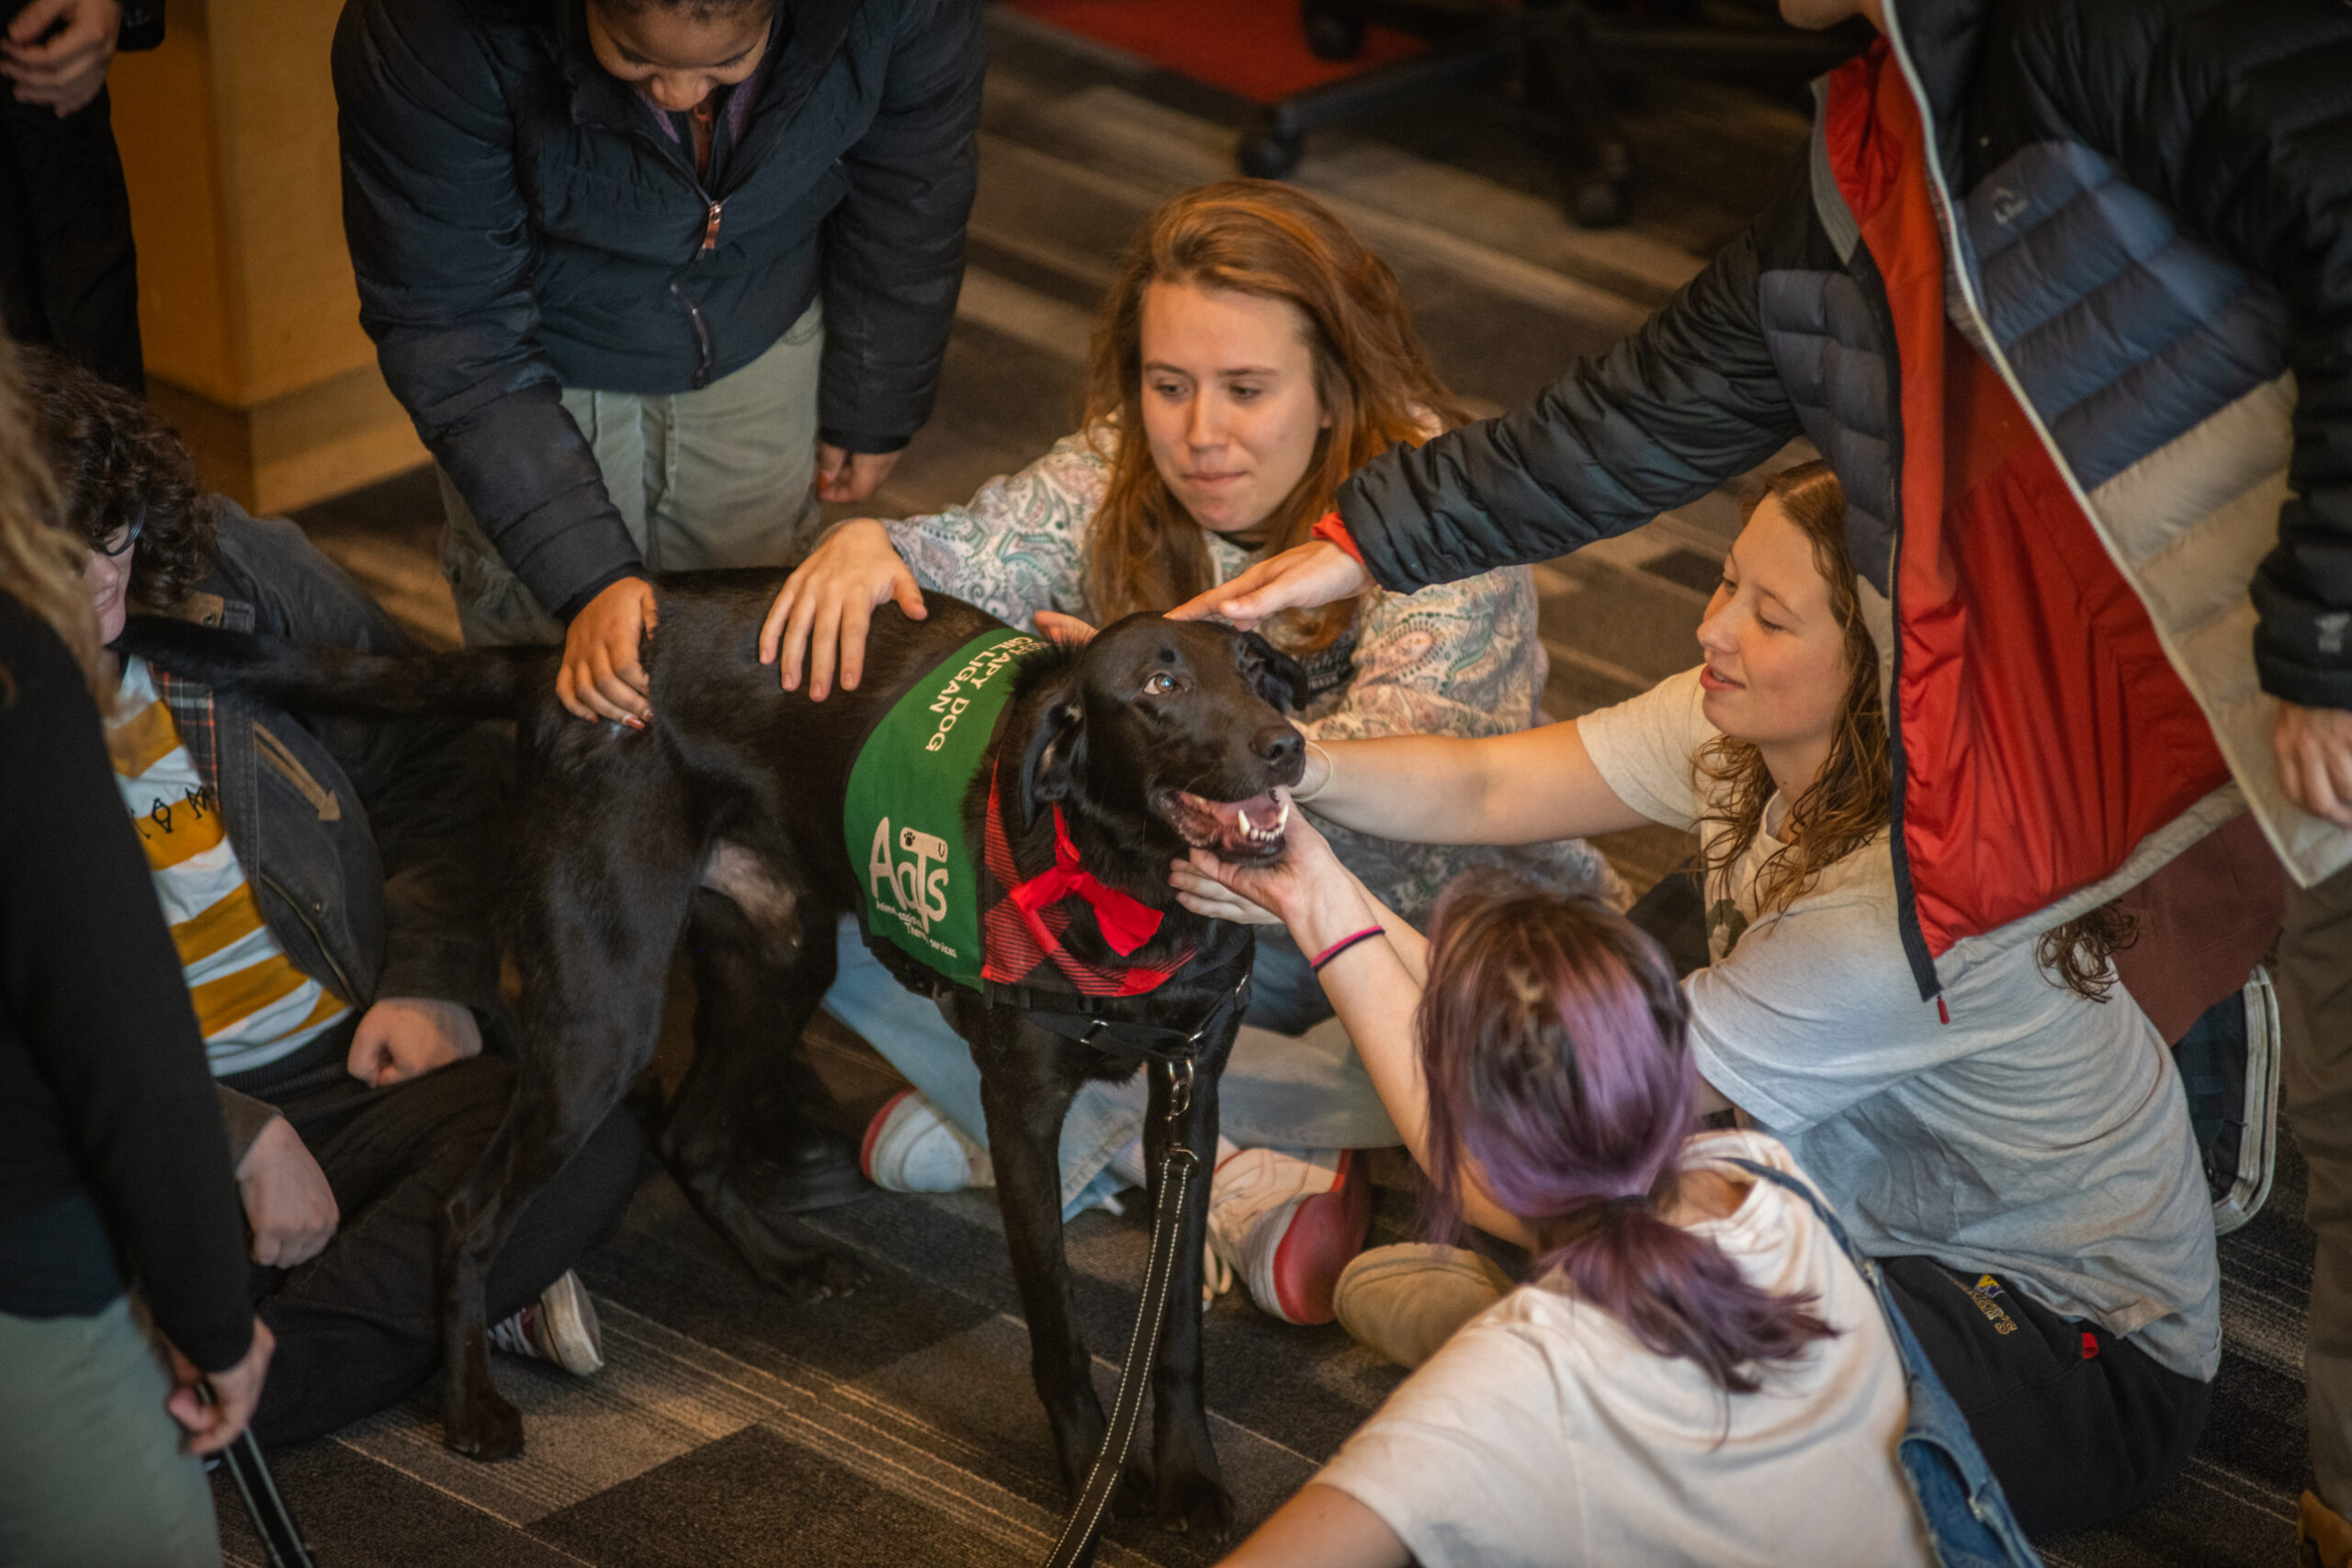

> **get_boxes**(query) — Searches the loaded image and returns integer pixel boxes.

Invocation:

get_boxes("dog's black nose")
[1254,726,1304,772]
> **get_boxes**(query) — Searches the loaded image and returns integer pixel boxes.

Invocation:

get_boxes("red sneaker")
[1207,1147,1372,1325]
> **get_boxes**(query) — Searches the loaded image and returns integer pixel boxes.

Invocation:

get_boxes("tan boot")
[2300,1491,2352,1568]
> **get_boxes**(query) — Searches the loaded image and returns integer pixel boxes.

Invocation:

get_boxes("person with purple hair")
[1207,874,1939,1567]
[1180,461,2217,1544]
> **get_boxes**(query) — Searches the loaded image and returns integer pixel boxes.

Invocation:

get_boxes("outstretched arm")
[1174,818,1534,1250]
[1295,718,1652,849]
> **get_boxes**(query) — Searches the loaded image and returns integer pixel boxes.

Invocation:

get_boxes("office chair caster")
[1238,125,1304,178]
[1302,1,1367,60]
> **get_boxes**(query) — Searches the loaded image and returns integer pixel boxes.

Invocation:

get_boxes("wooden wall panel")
[108,0,424,513]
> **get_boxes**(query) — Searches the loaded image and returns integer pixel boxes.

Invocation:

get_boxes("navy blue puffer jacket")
[333,0,984,619]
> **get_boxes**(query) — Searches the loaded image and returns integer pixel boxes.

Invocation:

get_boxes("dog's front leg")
[975,1017,1105,1496]
[1143,1041,1234,1540]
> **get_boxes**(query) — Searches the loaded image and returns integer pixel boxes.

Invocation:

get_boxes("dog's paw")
[1155,1464,1235,1540]
[443,1384,526,1462]
[753,1247,868,1303]
[1110,1461,1156,1521]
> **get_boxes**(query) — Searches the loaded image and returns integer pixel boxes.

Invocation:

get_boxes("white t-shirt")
[1578,670,2219,1380]
[1317,1132,1935,1568]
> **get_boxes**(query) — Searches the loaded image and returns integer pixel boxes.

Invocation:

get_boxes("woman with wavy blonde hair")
[0,336,268,1567]
[750,179,1618,1325]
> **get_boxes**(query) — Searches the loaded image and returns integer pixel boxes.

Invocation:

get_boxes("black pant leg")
[0,85,141,391]
[248,1057,645,1449]
[1878,1255,2211,1539]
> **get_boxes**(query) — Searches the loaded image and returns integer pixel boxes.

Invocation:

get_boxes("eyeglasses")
[96,507,145,558]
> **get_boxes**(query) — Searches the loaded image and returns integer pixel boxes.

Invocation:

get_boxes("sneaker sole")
[1254,1150,1374,1326]
[2214,967,2281,1237]
[540,1274,604,1377]
[860,1089,917,1181]
[861,1089,978,1194]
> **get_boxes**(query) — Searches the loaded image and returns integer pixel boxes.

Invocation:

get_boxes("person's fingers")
[778,588,820,692]
[556,659,600,722]
[607,621,651,700]
[165,1383,210,1439]
[891,564,927,622]
[251,1227,281,1268]
[345,1030,390,1084]
[576,645,639,724]
[1034,610,1098,646]
[2321,743,2352,829]
[758,581,797,667]
[838,597,872,692]
[6,0,72,46]
[807,595,844,702]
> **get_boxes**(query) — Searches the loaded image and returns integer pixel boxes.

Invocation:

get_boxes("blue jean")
[821,918,1399,1214]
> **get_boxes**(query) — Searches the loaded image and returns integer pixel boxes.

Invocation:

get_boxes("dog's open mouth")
[1155,787,1291,861]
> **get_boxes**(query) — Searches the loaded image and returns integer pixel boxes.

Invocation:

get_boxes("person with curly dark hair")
[25,348,648,1450]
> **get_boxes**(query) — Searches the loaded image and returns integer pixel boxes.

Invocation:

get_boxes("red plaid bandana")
[980,766,1191,998]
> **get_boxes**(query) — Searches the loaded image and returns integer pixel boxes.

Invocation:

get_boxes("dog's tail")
[122,617,546,720]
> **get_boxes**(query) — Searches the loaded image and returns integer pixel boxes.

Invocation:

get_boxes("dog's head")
[1019,615,1308,865]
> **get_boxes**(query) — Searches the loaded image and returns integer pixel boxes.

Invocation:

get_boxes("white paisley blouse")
[883,427,1623,921]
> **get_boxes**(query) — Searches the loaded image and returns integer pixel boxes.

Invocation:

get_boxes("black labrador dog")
[128,573,1306,1539]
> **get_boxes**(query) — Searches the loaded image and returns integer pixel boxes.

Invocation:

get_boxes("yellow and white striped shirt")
[107,656,348,1077]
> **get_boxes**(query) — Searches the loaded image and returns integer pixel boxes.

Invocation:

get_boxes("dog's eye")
[1142,671,1179,695]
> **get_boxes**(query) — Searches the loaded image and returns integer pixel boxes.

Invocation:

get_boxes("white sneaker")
[860,1089,994,1192]
[487,1269,604,1377]
[1206,1147,1371,1325]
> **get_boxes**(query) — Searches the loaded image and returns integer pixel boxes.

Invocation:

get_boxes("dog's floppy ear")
[1241,631,1311,714]
[1019,688,1087,827]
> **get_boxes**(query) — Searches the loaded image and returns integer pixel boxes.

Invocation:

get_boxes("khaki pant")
[440,299,826,647]
[0,1296,220,1568]
[2284,859,2352,1511]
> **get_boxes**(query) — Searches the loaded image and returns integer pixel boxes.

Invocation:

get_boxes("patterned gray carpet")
[220,13,2314,1563]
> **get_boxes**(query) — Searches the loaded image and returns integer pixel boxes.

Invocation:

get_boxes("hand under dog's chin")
[1150,786,1291,864]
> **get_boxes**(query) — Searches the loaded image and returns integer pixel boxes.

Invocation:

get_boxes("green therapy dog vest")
[844,628,1048,991]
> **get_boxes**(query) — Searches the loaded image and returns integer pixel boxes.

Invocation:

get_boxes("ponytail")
[1419,876,1837,1394]
[1537,1176,1833,1396]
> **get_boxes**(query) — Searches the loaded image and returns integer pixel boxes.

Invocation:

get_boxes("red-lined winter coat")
[1333,0,2352,995]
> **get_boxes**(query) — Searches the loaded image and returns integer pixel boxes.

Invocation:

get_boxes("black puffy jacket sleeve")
[2011,0,2352,709]
[333,0,642,624]
[0,601,251,1372]
[1336,209,1803,594]
[816,0,984,455]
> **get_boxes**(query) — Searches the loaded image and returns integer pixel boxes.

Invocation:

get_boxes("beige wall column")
[108,0,424,513]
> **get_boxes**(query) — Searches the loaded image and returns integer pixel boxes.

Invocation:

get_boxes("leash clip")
[1165,1055,1194,1122]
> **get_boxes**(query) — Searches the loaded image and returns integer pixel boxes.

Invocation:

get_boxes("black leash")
[200,1383,319,1568]
[1035,963,1247,1568]
[1042,1055,1202,1568]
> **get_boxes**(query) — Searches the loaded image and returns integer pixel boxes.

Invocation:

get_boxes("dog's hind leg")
[661,877,866,1301]
[1143,1039,1235,1539]
[973,1014,1108,1496]
[439,757,700,1461]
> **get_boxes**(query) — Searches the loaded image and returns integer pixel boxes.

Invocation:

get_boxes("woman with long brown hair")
[1178,459,2220,1542]
[757,179,1617,1324]
[0,336,267,1566]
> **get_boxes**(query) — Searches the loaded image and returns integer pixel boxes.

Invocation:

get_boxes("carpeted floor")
[214,11,2313,1563]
